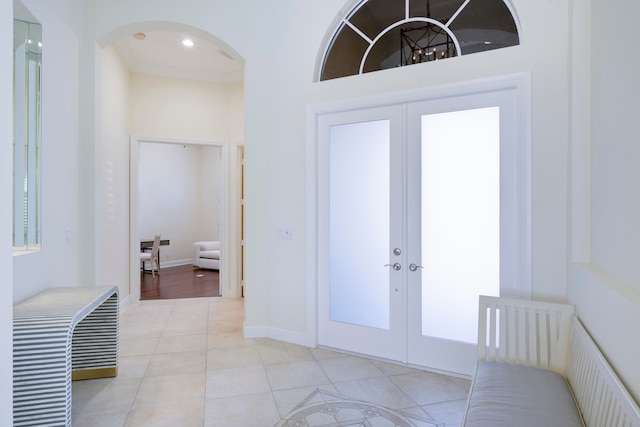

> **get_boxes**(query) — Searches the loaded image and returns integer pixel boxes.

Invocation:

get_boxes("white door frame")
[129,135,240,303]
[230,142,245,297]
[306,72,532,360]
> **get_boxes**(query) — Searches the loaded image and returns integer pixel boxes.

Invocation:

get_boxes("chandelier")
[400,2,456,65]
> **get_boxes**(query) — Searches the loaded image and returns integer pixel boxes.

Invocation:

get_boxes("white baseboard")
[243,324,316,348]
[159,259,193,268]
[119,294,130,311]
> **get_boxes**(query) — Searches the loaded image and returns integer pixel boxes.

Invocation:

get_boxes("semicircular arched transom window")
[320,0,520,81]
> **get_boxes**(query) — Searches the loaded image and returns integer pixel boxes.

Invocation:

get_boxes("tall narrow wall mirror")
[13,6,42,252]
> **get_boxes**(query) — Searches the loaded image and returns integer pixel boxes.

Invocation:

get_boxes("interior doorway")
[137,141,222,299]
[129,135,242,303]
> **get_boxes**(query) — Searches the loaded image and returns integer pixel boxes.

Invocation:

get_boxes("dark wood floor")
[141,264,220,300]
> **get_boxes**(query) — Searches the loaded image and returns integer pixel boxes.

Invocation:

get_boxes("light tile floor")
[72,297,470,427]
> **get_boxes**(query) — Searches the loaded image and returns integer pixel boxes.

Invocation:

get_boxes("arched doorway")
[94,21,245,303]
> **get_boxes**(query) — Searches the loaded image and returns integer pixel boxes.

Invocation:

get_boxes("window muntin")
[408,0,461,21]
[363,20,457,73]
[449,0,518,54]
[323,23,371,81]
[320,0,519,81]
[349,0,405,40]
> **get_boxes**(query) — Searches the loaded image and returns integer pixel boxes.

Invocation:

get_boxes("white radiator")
[567,317,640,427]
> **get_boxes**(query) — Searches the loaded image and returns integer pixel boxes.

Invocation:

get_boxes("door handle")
[409,263,423,272]
[384,263,401,271]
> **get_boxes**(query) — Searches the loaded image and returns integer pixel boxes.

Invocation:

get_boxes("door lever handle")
[409,263,423,272]
[384,263,401,271]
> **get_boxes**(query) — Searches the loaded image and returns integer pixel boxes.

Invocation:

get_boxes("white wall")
[13,0,85,303]
[1,0,14,422]
[138,143,221,264]
[226,82,245,143]
[589,0,640,284]
[130,72,238,141]
[567,0,640,402]
[200,145,223,241]
[96,43,130,299]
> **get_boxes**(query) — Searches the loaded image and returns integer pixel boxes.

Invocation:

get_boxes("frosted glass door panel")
[329,120,390,329]
[421,107,500,344]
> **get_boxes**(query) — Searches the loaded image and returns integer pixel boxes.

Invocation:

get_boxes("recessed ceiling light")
[133,32,146,40]
[182,38,194,47]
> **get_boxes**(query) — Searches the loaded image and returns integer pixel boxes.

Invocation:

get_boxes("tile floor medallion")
[275,388,444,427]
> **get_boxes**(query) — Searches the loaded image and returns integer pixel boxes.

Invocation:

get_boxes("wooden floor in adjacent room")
[140,264,219,300]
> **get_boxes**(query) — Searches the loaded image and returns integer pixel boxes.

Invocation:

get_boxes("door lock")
[393,248,401,256]
[385,263,401,271]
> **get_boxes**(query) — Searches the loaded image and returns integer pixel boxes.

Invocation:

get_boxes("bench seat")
[463,295,640,427]
[465,360,582,426]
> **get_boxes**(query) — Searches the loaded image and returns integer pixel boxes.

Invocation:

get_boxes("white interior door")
[317,106,405,362]
[407,90,520,375]
[316,81,529,375]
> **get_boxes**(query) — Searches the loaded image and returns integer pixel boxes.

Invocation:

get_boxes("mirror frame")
[13,11,42,253]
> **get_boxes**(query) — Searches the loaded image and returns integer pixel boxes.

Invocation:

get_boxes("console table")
[13,285,119,426]
[140,238,170,250]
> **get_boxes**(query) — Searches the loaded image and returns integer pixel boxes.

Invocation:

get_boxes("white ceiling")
[113,30,244,83]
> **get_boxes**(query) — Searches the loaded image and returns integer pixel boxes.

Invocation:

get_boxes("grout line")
[78,297,468,426]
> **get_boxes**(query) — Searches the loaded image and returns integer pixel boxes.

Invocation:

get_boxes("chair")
[140,234,161,277]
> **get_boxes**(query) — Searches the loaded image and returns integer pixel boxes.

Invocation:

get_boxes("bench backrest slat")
[477,295,575,374]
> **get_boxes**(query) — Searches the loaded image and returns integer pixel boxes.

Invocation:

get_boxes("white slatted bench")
[13,285,119,427]
[462,295,640,427]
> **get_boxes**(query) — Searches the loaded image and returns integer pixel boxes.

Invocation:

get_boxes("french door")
[316,83,529,376]
[317,105,405,362]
